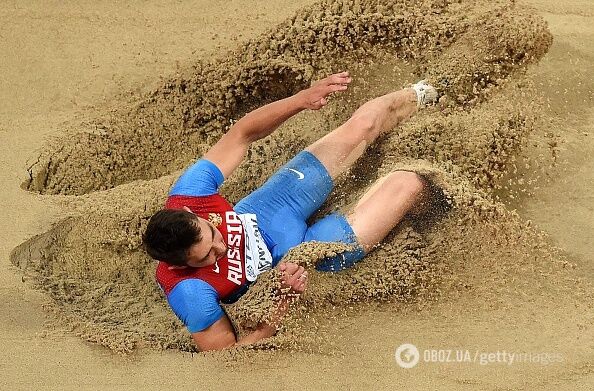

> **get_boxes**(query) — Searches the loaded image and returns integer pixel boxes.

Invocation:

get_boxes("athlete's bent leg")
[345,170,428,251]
[307,170,429,272]
[305,88,418,179]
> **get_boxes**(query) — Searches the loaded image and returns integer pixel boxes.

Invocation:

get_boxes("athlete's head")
[143,209,227,268]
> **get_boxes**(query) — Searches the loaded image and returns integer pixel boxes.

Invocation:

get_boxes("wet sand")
[1,0,593,389]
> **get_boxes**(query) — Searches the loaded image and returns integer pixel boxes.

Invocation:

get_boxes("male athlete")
[143,72,438,351]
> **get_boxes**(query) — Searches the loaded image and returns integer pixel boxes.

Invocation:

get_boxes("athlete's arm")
[191,298,286,351]
[204,72,352,178]
[192,262,308,351]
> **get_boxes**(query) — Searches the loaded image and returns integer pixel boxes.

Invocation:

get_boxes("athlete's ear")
[182,206,194,214]
[168,265,188,270]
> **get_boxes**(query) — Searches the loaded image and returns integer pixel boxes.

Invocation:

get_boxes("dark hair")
[142,209,202,266]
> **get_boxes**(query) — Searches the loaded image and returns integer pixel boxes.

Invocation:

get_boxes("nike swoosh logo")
[287,168,305,180]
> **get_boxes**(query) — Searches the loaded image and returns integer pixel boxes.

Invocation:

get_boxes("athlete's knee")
[345,111,378,138]
[384,171,426,198]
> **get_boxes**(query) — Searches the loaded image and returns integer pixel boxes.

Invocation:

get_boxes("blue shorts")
[235,151,366,272]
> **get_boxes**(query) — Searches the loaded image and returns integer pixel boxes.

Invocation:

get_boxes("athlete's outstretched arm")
[203,72,351,178]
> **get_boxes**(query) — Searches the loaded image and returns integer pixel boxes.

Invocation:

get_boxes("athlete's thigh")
[236,150,333,220]
[305,121,368,179]
[234,150,334,260]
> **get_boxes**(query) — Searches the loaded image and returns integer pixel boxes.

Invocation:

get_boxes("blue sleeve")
[167,279,225,333]
[169,159,225,196]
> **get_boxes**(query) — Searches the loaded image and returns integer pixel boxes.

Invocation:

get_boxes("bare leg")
[306,88,418,179]
[346,171,428,251]
[305,83,436,252]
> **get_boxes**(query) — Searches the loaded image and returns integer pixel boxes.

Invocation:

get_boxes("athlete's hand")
[297,71,352,110]
[278,262,308,294]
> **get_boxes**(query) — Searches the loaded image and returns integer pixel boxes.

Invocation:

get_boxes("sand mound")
[11,0,567,354]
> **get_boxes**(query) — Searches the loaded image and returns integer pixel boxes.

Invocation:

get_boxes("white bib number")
[238,213,273,282]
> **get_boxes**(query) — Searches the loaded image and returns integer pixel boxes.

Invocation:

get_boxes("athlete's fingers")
[279,263,301,290]
[318,72,347,86]
[329,72,351,85]
[294,281,305,293]
[285,262,299,275]
[295,272,307,284]
[279,262,297,275]
[332,76,351,86]
[330,71,349,79]
[301,279,309,292]
[287,266,305,285]
[329,84,348,93]
[291,266,305,279]
[293,277,305,291]
[295,276,307,292]
[295,277,308,293]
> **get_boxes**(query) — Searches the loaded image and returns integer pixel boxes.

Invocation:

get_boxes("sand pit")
[11,0,563,350]
[5,0,594,388]
[12,1,564,352]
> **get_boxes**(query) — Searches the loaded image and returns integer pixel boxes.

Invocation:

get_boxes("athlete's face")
[186,217,227,268]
